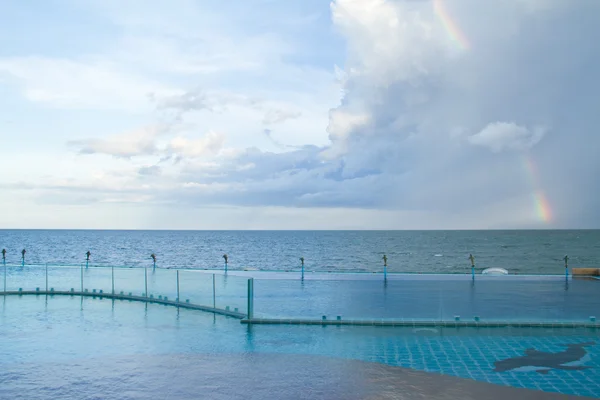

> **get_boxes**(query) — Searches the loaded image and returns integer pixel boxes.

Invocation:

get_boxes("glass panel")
[47,265,82,292]
[82,266,112,295]
[465,278,598,323]
[146,268,178,300]
[253,278,455,321]
[214,274,247,315]
[5,264,45,292]
[113,267,146,297]
[178,270,214,308]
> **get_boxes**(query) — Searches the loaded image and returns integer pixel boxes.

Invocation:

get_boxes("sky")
[0,0,598,230]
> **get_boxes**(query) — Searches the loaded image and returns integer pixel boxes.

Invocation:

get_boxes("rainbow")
[432,0,470,50]
[432,0,553,223]
[524,156,553,223]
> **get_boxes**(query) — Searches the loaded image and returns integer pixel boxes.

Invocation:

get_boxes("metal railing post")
[80,263,84,293]
[144,267,148,297]
[212,274,216,309]
[247,278,254,319]
[111,266,115,294]
[45,263,48,291]
[176,270,180,301]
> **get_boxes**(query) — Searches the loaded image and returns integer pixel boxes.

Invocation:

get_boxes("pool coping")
[240,318,600,328]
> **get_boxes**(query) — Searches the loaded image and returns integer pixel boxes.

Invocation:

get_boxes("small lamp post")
[469,254,475,280]
[151,254,157,270]
[223,254,228,273]
[300,257,305,280]
[21,249,26,267]
[85,251,91,269]
[564,255,569,279]
[382,254,388,281]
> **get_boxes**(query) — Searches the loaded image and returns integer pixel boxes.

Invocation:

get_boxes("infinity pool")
[0,295,597,399]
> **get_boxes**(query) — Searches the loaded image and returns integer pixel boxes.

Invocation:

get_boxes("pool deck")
[1,353,592,400]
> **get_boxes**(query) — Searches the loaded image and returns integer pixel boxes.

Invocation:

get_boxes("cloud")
[68,126,163,158]
[330,0,451,86]
[468,122,546,153]
[301,0,600,226]
[262,109,302,125]
[138,165,162,176]
[263,129,285,149]
[51,0,600,227]
[166,131,226,159]
[158,88,304,126]
[3,0,600,229]
[69,124,225,162]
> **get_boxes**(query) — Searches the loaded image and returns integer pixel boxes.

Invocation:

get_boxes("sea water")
[0,230,598,274]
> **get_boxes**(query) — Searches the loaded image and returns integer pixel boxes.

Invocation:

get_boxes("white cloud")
[331,0,452,86]
[158,88,305,127]
[262,109,302,125]
[166,131,226,159]
[68,126,164,158]
[468,122,546,153]
[327,109,370,141]
[138,165,162,176]
[68,124,226,162]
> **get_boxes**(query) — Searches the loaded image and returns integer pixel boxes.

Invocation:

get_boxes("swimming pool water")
[0,295,597,398]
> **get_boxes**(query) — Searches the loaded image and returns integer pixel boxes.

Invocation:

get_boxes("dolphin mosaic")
[493,342,595,374]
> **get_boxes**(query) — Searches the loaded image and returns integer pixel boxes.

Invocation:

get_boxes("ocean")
[0,230,598,274]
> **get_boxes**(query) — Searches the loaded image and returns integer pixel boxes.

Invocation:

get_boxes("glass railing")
[2,264,598,324]
[1,264,251,318]
[214,273,249,315]
[250,274,600,323]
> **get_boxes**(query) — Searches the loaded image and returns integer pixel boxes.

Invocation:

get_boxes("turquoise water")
[0,296,598,398]
[1,229,599,273]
